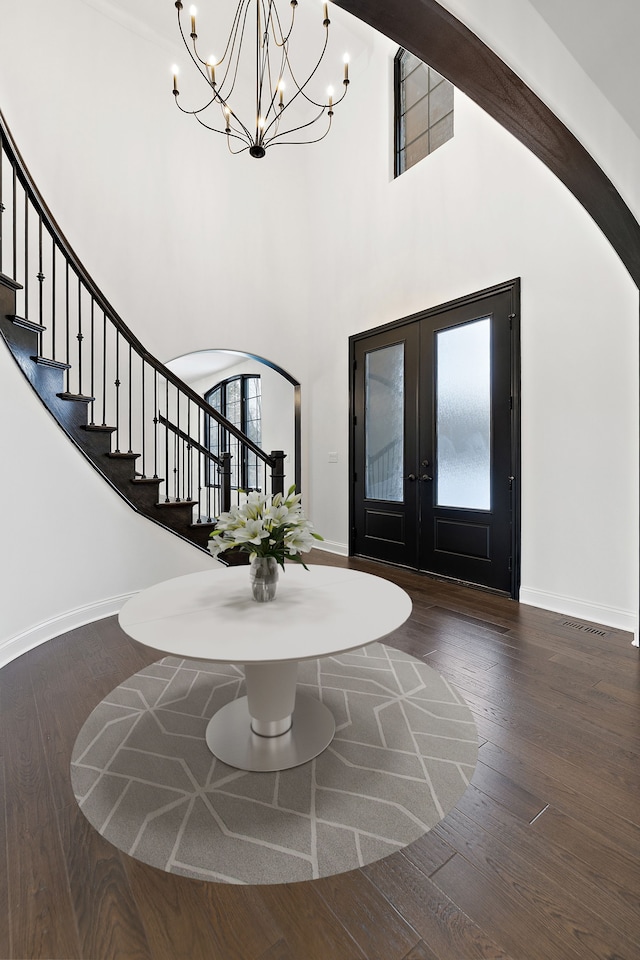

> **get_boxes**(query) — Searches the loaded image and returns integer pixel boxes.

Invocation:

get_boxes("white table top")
[118,564,412,664]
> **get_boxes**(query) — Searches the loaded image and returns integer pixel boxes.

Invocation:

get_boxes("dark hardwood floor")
[1,552,639,959]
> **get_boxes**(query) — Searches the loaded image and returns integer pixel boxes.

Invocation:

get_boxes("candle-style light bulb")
[172,64,180,94]
[278,80,285,107]
[224,106,231,130]
[189,4,197,36]
[208,55,216,85]
[323,2,329,25]
[343,53,350,83]
[327,85,334,110]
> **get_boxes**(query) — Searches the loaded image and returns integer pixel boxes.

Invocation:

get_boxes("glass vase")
[249,556,279,602]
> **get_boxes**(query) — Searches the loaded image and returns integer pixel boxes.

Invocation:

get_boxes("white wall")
[303,31,638,628]
[0,343,214,666]
[0,0,638,652]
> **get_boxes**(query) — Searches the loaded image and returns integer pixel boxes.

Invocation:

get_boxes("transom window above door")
[395,49,454,176]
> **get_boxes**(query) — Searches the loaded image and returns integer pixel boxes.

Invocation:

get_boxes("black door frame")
[349,278,521,599]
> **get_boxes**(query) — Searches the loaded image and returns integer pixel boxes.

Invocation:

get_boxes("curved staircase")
[0,112,288,554]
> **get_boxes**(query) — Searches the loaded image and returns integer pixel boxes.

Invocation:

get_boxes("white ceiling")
[166,350,249,384]
[527,0,640,139]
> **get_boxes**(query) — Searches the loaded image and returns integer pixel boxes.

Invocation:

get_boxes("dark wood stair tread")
[31,355,71,370]
[0,274,23,291]
[57,391,95,403]
[82,424,117,434]
[132,476,163,485]
[107,451,140,460]
[8,314,44,331]
[156,499,198,508]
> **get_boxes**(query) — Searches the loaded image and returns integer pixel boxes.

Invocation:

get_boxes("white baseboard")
[0,593,137,668]
[314,539,349,557]
[4,579,636,670]
[519,586,638,643]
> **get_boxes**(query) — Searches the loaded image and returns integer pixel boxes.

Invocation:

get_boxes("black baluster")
[153,369,159,479]
[23,190,28,318]
[270,451,286,497]
[165,378,170,502]
[89,299,95,425]
[182,436,187,502]
[220,452,232,514]
[140,359,146,478]
[114,331,120,452]
[0,132,4,272]
[174,430,179,502]
[65,262,70,392]
[175,389,181,501]
[196,404,202,523]
[12,164,16,284]
[101,310,107,426]
[128,341,133,453]
[187,401,192,503]
[37,216,44,355]
[51,240,57,361]
[77,277,83,396]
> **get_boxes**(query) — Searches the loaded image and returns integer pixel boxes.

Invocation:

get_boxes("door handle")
[403,474,416,481]
[419,474,433,481]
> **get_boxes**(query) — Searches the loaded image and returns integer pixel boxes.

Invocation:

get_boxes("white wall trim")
[314,540,349,557]
[519,586,638,643]
[0,592,138,669]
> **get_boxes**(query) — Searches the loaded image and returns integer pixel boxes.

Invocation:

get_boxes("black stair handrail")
[0,108,278,470]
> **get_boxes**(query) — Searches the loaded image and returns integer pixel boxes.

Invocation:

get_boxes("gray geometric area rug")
[71,642,478,884]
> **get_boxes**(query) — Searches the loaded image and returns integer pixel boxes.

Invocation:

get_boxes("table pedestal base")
[205,693,336,772]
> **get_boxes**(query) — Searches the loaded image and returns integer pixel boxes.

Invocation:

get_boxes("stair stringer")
[0,276,215,554]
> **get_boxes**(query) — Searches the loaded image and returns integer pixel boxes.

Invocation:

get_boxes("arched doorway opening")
[166,349,301,494]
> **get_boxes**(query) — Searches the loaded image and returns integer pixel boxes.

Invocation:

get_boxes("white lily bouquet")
[208,486,323,569]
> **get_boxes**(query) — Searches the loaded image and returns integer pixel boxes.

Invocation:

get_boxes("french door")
[350,282,520,596]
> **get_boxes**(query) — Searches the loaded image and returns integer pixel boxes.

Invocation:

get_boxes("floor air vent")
[562,620,607,637]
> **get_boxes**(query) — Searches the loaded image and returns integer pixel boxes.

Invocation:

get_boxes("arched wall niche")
[334,0,640,289]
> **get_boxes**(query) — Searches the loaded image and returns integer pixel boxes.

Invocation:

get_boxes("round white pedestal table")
[118,565,412,772]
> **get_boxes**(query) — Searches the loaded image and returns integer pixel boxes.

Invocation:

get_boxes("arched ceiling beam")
[334,0,640,288]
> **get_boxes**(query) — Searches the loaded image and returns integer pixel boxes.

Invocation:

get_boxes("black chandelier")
[172,0,350,158]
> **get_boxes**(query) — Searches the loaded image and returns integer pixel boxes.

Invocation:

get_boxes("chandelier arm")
[175,90,253,143]
[215,3,254,113]
[263,106,330,145]
[278,29,333,109]
[257,0,271,132]
[260,45,287,133]
[259,11,283,129]
[177,20,212,88]
[179,0,248,80]
[175,96,218,117]
[194,110,251,146]
[213,0,249,72]
[266,117,334,148]
[269,0,296,48]
[221,100,255,142]
[226,137,251,155]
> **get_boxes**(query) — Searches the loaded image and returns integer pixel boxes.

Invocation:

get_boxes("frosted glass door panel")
[365,344,404,502]
[436,318,491,510]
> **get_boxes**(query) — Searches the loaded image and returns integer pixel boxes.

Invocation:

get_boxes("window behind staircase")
[205,375,262,491]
